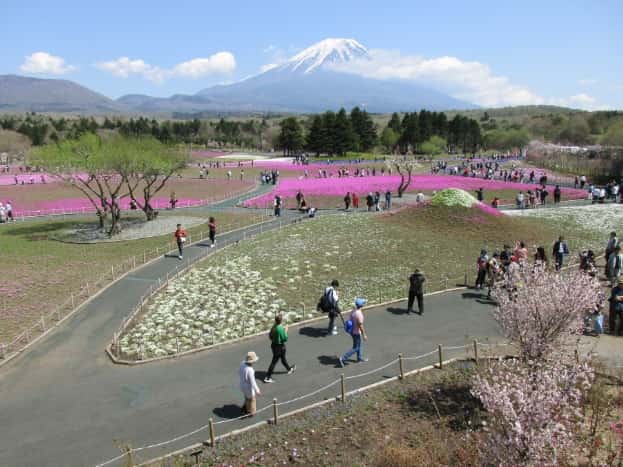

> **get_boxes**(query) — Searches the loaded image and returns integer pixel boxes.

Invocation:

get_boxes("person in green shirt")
[263,315,296,383]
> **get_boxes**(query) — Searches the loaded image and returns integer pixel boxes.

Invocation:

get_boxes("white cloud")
[172,52,236,78]
[263,45,277,54]
[95,52,236,83]
[328,49,545,107]
[548,93,606,110]
[20,52,76,75]
[578,79,597,86]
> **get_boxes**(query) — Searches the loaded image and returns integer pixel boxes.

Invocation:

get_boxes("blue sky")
[2,0,621,109]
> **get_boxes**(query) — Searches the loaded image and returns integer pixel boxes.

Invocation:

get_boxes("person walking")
[407,269,426,314]
[608,278,623,335]
[320,279,342,335]
[475,250,488,289]
[366,192,374,212]
[208,216,217,248]
[5,200,13,222]
[384,190,392,210]
[475,187,484,202]
[552,236,569,271]
[339,298,368,366]
[554,185,561,204]
[173,223,187,260]
[296,190,303,210]
[607,246,623,287]
[274,195,282,217]
[263,315,295,383]
[344,192,351,211]
[239,351,261,416]
[374,191,381,211]
[605,231,619,276]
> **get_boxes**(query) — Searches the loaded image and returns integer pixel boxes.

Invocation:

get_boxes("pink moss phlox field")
[243,175,587,207]
[0,174,55,186]
[11,196,203,215]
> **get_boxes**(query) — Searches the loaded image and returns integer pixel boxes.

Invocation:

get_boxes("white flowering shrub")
[118,256,307,359]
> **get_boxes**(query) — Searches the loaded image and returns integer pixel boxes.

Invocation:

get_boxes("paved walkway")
[0,204,506,467]
[2,182,608,467]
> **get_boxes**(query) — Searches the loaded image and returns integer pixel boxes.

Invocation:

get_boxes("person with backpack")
[339,298,368,367]
[263,315,295,383]
[173,223,187,260]
[318,279,342,335]
[407,269,426,314]
[208,216,217,248]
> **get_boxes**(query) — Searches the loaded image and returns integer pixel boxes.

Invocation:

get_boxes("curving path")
[0,187,506,467]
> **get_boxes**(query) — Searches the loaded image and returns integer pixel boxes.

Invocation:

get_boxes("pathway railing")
[95,340,513,467]
[0,212,270,368]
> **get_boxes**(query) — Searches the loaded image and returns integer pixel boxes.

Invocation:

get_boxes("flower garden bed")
[122,203,601,360]
[242,174,587,208]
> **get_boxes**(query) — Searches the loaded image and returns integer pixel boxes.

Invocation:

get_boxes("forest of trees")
[2,108,622,156]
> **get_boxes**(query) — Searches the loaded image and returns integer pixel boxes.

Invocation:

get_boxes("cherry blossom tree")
[471,269,602,465]
[492,268,603,361]
[472,359,593,466]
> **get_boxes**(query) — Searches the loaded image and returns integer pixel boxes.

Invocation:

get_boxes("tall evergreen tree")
[388,112,402,133]
[333,108,357,156]
[278,117,304,156]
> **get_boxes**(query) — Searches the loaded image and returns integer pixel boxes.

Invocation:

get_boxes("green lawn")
[0,210,265,342]
[217,206,597,309]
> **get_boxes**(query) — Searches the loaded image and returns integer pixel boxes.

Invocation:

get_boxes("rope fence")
[95,340,512,467]
[0,211,270,368]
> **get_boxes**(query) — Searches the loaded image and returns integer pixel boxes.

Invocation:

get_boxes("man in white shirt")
[239,351,261,416]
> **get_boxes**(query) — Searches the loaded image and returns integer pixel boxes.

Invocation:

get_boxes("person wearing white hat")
[239,351,261,416]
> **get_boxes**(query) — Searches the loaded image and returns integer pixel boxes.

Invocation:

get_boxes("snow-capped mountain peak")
[281,38,369,74]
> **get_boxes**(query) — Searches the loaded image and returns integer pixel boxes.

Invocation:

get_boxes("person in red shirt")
[208,216,216,248]
[352,192,359,209]
[174,223,187,259]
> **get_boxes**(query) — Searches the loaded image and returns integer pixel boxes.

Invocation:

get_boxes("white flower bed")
[119,256,308,359]
[505,204,623,238]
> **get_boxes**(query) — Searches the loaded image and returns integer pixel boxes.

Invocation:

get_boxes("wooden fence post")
[272,398,278,425]
[209,418,215,447]
[71,294,75,309]
[340,374,346,403]
[438,344,443,369]
[473,340,479,365]
[398,353,404,379]
[143,250,147,263]
[40,314,46,332]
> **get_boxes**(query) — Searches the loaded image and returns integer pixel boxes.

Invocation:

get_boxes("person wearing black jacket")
[552,236,569,271]
[407,269,426,315]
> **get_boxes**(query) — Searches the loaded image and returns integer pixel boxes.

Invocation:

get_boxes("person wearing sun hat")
[339,298,368,367]
[239,351,261,416]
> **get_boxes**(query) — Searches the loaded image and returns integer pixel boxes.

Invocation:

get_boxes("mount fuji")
[119,38,475,114]
[1,39,476,114]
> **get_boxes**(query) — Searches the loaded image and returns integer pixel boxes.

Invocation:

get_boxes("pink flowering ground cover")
[0,178,254,215]
[243,175,587,207]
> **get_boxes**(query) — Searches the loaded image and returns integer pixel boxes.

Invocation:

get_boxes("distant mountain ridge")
[0,74,123,113]
[1,38,477,114]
